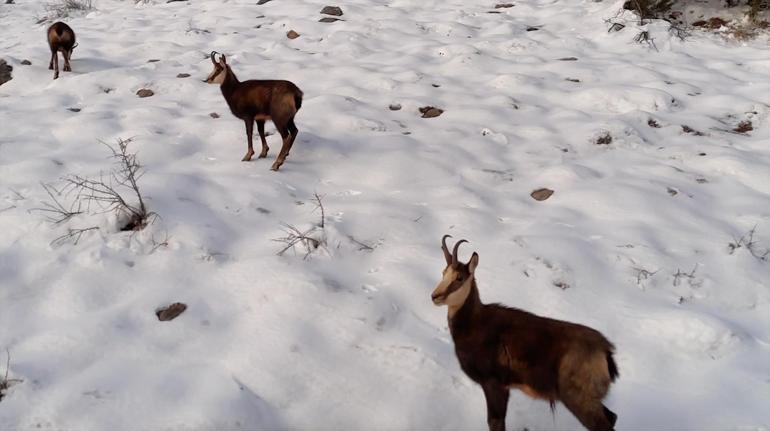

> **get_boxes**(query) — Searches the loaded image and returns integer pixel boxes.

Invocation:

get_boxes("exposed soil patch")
[682,125,705,136]
[734,120,753,134]
[595,132,612,145]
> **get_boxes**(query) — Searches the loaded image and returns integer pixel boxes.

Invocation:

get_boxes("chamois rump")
[431,236,619,431]
[47,21,76,80]
[205,51,303,171]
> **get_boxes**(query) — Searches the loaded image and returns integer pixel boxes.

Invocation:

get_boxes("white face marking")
[431,266,458,305]
[206,66,225,84]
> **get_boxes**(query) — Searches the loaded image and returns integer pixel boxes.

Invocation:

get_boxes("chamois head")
[432,235,478,310]
[205,51,228,84]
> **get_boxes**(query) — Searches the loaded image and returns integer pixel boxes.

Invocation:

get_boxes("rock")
[389,103,402,111]
[565,78,580,83]
[177,73,191,78]
[647,118,660,128]
[147,59,160,63]
[20,59,31,65]
[321,5,343,16]
[68,107,81,112]
[419,106,443,118]
[526,26,539,31]
[0,60,12,86]
[209,112,220,118]
[531,188,554,201]
[136,88,154,98]
[156,303,187,321]
[287,30,300,39]
[595,132,612,145]
[558,57,578,61]
[667,187,678,196]
[257,0,272,4]
[495,2,514,7]
[319,17,341,23]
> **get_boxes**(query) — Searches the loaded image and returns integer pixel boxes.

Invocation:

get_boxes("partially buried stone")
[321,5,343,15]
[156,303,187,321]
[136,88,154,98]
[531,188,554,201]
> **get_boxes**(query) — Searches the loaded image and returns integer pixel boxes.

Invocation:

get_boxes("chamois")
[431,236,619,431]
[205,51,303,171]
[47,22,76,80]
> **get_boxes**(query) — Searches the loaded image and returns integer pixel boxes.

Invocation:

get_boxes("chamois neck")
[448,278,482,321]
[220,66,240,95]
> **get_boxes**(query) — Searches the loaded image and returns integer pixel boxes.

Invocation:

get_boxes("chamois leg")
[63,49,72,72]
[561,396,614,431]
[481,383,509,431]
[52,51,60,80]
[270,123,291,171]
[242,119,255,161]
[49,50,55,70]
[256,120,269,158]
[285,117,299,157]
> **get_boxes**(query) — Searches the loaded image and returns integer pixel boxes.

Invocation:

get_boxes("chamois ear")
[468,252,479,275]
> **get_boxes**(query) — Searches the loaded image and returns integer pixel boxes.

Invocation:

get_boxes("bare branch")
[51,226,100,246]
[274,194,329,259]
[30,182,83,225]
[312,192,325,229]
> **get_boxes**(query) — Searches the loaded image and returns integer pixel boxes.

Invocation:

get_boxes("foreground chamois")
[205,51,303,171]
[432,236,619,431]
[47,22,76,80]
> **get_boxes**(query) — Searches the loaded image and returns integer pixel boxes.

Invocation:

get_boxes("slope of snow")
[1,0,769,430]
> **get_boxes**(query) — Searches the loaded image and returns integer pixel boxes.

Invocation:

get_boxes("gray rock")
[321,5,343,16]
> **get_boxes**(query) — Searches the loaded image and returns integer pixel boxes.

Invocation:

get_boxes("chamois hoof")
[258,152,268,159]
[48,64,53,70]
[64,66,71,72]
[241,153,254,162]
[270,162,282,171]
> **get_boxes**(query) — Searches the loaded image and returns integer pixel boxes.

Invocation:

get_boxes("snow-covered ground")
[1,0,770,429]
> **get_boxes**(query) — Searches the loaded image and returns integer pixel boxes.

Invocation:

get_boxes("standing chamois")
[431,236,619,431]
[47,22,77,80]
[205,51,303,171]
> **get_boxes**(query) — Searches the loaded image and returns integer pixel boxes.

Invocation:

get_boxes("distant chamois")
[47,22,77,80]
[205,51,303,171]
[432,236,619,431]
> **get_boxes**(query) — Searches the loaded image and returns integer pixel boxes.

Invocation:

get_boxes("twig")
[633,267,658,285]
[347,235,375,252]
[312,192,325,229]
[3,348,8,384]
[274,194,328,259]
[673,264,698,287]
[51,226,100,246]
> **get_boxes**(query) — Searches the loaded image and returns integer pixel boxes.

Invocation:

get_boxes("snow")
[1,0,770,429]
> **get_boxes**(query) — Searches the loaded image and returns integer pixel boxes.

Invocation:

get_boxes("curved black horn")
[452,239,468,267]
[210,51,219,64]
[441,234,452,264]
